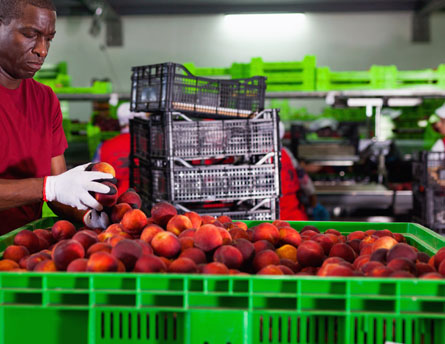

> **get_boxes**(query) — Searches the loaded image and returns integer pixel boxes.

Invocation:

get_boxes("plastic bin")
[130,109,279,160]
[1,219,445,344]
[130,62,266,119]
[131,154,281,203]
[413,151,445,190]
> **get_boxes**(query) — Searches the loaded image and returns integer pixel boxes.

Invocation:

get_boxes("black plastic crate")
[130,109,280,160]
[142,198,279,221]
[130,63,266,119]
[413,151,445,190]
[130,154,280,204]
[412,183,445,233]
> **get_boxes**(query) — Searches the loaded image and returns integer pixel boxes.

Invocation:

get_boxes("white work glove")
[44,163,114,211]
[83,209,110,229]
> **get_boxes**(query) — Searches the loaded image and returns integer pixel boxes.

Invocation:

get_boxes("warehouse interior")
[41,0,445,228]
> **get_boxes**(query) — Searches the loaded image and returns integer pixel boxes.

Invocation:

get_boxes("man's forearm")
[0,178,44,211]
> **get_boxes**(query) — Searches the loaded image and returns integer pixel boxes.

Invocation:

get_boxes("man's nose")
[32,37,48,58]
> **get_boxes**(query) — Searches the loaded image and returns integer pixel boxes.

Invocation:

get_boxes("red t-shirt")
[0,78,68,234]
[99,133,131,196]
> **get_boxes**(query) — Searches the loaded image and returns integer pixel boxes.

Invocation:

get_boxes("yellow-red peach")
[110,203,132,223]
[216,215,232,224]
[179,247,207,265]
[194,224,223,252]
[34,260,57,272]
[252,249,280,272]
[417,252,430,263]
[390,270,415,278]
[353,255,371,270]
[329,243,356,263]
[280,258,300,273]
[111,239,143,271]
[151,231,181,258]
[3,245,29,263]
[218,228,232,245]
[86,242,113,257]
[257,265,284,275]
[374,229,394,238]
[229,228,249,241]
[387,258,415,274]
[168,257,197,273]
[361,261,384,275]
[278,264,294,275]
[120,209,148,235]
[14,229,40,253]
[67,258,88,272]
[233,238,255,262]
[301,230,319,241]
[26,252,50,271]
[140,223,164,244]
[272,220,291,228]
[134,254,168,272]
[0,259,19,271]
[88,161,116,177]
[387,243,417,263]
[368,266,394,277]
[184,211,202,229]
[371,236,398,252]
[297,240,324,267]
[301,225,320,234]
[34,229,54,245]
[346,239,361,256]
[94,181,118,208]
[233,222,248,231]
[51,220,76,241]
[133,239,153,256]
[253,239,275,254]
[213,245,243,269]
[87,251,118,272]
[276,244,297,262]
[179,237,194,251]
[313,234,335,255]
[72,230,98,250]
[201,262,229,275]
[252,223,280,245]
[421,272,442,279]
[434,247,445,269]
[325,229,341,236]
[52,239,85,270]
[279,227,301,247]
[117,189,142,209]
[416,262,436,276]
[166,215,193,236]
[317,263,355,277]
[370,248,388,263]
[150,201,177,227]
[347,231,365,241]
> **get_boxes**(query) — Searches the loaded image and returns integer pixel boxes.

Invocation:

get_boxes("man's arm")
[0,178,44,211]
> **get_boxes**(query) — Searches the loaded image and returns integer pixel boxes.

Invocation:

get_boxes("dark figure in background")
[0,0,114,233]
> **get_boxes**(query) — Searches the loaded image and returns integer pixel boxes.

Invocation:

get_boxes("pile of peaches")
[0,163,444,278]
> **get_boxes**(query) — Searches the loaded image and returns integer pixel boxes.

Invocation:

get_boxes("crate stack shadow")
[128,62,281,220]
[412,151,445,233]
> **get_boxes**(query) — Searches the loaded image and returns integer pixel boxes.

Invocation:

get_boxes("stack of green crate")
[185,56,317,91]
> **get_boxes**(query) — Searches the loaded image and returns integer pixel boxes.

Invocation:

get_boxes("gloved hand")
[312,203,330,221]
[44,163,114,211]
[83,209,110,229]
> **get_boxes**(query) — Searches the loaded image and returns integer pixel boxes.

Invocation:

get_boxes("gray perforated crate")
[131,153,280,203]
[130,109,279,160]
[413,151,445,190]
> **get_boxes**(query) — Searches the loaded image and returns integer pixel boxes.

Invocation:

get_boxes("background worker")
[93,102,147,196]
[0,0,113,233]
[279,122,330,221]
[430,103,445,152]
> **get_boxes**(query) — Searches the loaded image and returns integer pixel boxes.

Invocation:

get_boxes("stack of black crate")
[128,62,281,220]
[412,151,445,232]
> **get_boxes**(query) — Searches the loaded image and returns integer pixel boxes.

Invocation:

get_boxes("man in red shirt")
[0,0,114,234]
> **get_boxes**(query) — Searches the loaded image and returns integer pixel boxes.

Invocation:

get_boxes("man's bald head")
[0,0,56,25]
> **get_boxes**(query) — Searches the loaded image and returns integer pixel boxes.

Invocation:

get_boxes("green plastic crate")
[1,218,445,344]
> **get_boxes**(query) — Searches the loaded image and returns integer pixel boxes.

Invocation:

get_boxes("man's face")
[0,4,56,82]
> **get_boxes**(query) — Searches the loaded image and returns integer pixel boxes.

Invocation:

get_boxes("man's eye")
[23,32,36,38]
